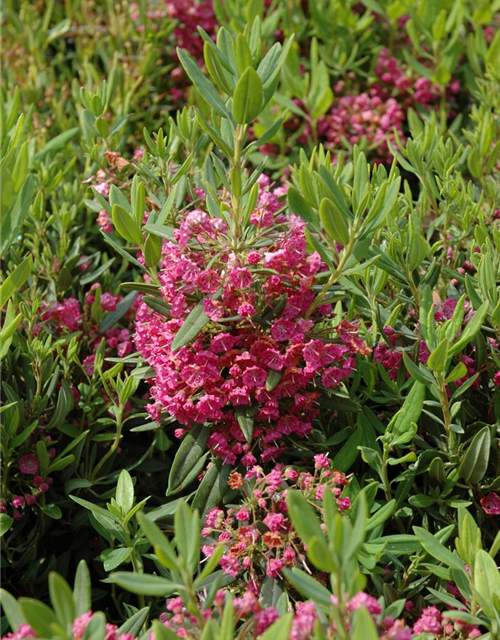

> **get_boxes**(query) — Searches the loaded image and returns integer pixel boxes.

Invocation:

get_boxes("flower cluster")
[373,48,460,109]
[296,90,406,164]
[1,613,137,640]
[200,458,352,590]
[134,178,368,462]
[412,605,480,638]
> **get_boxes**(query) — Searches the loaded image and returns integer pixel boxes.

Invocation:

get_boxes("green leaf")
[0,589,26,631]
[116,469,134,514]
[101,231,146,271]
[167,424,210,495]
[116,608,150,638]
[112,205,143,245]
[287,491,325,550]
[108,572,179,596]
[48,572,75,633]
[19,599,59,638]
[235,406,255,442]
[195,544,225,585]
[144,234,162,269]
[414,527,465,572]
[192,459,231,519]
[402,351,435,385]
[73,560,91,617]
[0,256,33,307]
[175,501,200,574]
[427,337,450,373]
[171,301,210,351]
[137,511,179,571]
[287,187,317,226]
[351,605,379,640]
[386,381,425,446]
[153,619,183,640]
[449,301,489,356]
[1,175,34,256]
[444,362,467,384]
[103,548,133,572]
[474,549,500,617]
[0,514,13,537]
[458,426,491,485]
[283,568,332,607]
[33,127,79,162]
[177,48,231,120]
[319,198,349,245]
[232,67,263,124]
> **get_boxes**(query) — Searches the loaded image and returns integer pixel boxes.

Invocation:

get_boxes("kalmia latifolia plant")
[2,2,500,640]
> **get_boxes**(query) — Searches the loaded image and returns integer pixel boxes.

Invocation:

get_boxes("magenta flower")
[481,492,500,515]
[18,453,39,475]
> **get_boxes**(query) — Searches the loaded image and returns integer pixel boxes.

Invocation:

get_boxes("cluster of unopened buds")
[373,48,460,109]
[200,456,352,589]
[156,592,319,640]
[134,176,370,463]
[1,612,136,640]
[35,284,137,378]
[0,447,56,520]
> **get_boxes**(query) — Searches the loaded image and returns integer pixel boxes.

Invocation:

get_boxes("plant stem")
[306,232,357,318]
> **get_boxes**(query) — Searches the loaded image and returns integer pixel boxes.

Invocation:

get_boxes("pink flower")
[346,591,381,615]
[255,608,279,635]
[228,268,253,289]
[235,508,250,521]
[73,612,94,640]
[12,496,25,509]
[266,558,284,578]
[18,454,39,475]
[271,319,296,341]
[238,302,256,317]
[82,355,95,376]
[313,454,329,469]
[101,293,120,312]
[242,366,267,388]
[197,270,221,294]
[2,623,37,640]
[481,492,500,515]
[336,497,351,511]
[413,606,442,634]
[263,512,285,531]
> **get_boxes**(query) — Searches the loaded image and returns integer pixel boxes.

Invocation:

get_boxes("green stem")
[91,405,123,481]
[306,231,357,318]
[231,124,246,243]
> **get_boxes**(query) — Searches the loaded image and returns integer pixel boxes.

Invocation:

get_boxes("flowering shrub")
[2,1,500,640]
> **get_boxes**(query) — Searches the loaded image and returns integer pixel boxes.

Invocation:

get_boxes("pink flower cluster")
[41,297,82,332]
[373,48,460,109]
[166,0,216,63]
[297,90,406,164]
[1,612,138,640]
[134,178,368,462]
[200,461,351,590]
[412,606,480,638]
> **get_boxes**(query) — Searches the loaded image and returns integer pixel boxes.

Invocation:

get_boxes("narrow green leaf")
[232,67,263,124]
[112,205,143,245]
[458,426,491,485]
[0,256,33,307]
[177,48,231,120]
[48,573,75,633]
[319,198,349,245]
[73,561,91,617]
[171,301,210,351]
[108,572,178,596]
[427,337,450,373]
